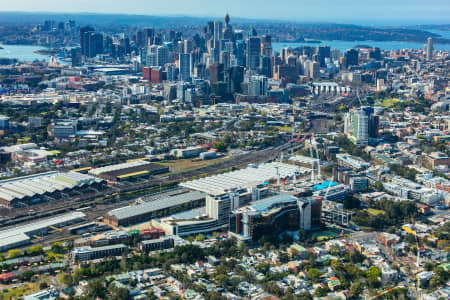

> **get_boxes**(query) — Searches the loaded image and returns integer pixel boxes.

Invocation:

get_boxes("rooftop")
[107,191,206,220]
[180,162,302,196]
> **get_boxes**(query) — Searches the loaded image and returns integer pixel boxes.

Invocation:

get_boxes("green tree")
[51,242,65,254]
[307,268,321,282]
[350,280,364,298]
[27,245,44,256]
[7,249,23,259]
[314,286,330,297]
[88,279,106,298]
[366,266,381,280]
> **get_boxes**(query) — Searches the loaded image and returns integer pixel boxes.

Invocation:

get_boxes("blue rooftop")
[313,181,337,191]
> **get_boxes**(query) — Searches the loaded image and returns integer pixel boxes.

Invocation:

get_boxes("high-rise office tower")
[205,21,214,40]
[146,53,157,67]
[143,27,155,47]
[208,63,224,84]
[330,49,342,62]
[246,36,261,70]
[136,30,145,48]
[260,55,272,78]
[426,37,434,61]
[176,41,185,55]
[352,109,369,145]
[71,48,82,67]
[213,21,223,43]
[220,51,231,69]
[179,53,191,82]
[261,34,273,57]
[235,41,246,66]
[223,41,234,55]
[310,61,320,79]
[156,45,168,66]
[316,46,330,67]
[80,26,95,57]
[184,40,193,54]
[345,49,359,67]
[248,75,268,96]
[369,47,381,60]
[228,66,244,94]
[87,32,103,58]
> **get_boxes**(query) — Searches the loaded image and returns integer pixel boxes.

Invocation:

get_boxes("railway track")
[0,143,296,228]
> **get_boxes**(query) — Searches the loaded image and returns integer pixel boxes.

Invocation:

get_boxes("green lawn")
[310,230,340,241]
[376,98,400,108]
[367,208,386,216]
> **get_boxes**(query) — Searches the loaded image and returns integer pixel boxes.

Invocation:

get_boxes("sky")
[1,0,450,25]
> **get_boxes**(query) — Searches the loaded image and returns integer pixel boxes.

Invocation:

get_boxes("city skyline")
[1,0,450,25]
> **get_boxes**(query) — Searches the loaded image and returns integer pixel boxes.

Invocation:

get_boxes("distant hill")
[0,12,448,44]
[0,11,260,26]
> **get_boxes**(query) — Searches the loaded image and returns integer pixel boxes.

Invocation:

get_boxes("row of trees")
[353,199,417,229]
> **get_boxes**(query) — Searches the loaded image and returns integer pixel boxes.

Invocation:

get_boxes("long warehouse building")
[180,162,305,196]
[104,191,206,227]
[0,171,104,208]
[0,211,86,252]
[88,160,169,182]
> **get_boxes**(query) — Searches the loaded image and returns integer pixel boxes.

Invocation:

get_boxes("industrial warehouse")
[151,162,313,237]
[0,211,86,251]
[0,171,104,208]
[180,162,306,196]
[88,160,169,182]
[104,190,206,226]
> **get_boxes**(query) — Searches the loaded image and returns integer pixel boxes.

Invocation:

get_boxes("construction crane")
[309,141,315,182]
[311,136,321,180]
[306,136,321,183]
[322,174,337,201]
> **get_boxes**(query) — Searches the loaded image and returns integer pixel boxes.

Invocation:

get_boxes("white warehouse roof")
[180,162,304,195]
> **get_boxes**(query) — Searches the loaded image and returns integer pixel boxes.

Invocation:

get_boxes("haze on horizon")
[1,0,450,25]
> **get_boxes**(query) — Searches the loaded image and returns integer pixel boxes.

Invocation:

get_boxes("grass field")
[368,208,386,216]
[377,98,400,108]
[310,230,340,241]
[157,157,231,174]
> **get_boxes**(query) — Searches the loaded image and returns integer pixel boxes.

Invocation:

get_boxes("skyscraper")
[87,32,103,58]
[228,66,244,94]
[213,21,223,43]
[71,48,82,67]
[310,61,320,79]
[80,26,94,57]
[205,21,214,40]
[248,75,268,96]
[246,36,261,70]
[179,53,191,82]
[351,109,369,145]
[426,37,434,61]
[345,49,359,67]
[143,27,155,47]
[261,34,273,57]
[316,46,330,67]
[156,45,169,66]
[369,47,381,60]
